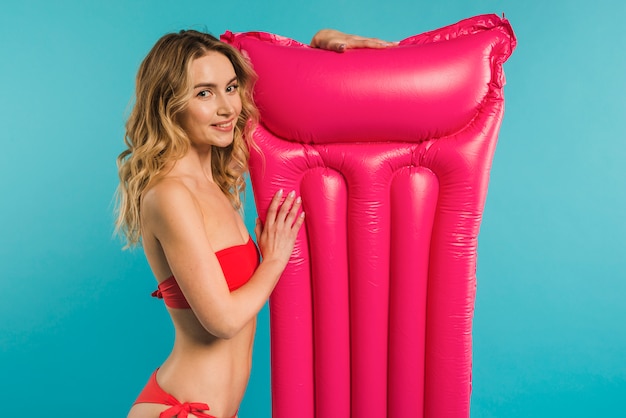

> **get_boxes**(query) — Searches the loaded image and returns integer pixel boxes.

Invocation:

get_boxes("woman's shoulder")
[142,177,199,220]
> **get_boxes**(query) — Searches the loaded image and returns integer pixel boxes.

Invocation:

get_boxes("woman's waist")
[159,355,252,388]
[168,331,254,373]
[157,347,252,415]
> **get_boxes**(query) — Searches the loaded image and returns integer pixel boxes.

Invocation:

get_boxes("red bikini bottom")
[134,369,236,418]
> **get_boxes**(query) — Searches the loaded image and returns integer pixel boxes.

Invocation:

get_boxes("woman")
[116,29,393,418]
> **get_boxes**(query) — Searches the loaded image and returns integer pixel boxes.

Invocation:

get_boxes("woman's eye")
[197,90,212,98]
[226,84,239,93]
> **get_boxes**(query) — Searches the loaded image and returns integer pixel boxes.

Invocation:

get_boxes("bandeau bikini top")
[152,237,260,309]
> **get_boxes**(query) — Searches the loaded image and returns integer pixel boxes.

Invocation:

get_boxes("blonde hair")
[115,30,259,248]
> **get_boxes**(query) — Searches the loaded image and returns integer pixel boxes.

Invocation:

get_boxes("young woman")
[116,29,393,418]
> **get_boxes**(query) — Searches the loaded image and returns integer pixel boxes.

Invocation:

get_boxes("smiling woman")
[178,53,243,150]
[115,30,305,418]
[114,29,392,418]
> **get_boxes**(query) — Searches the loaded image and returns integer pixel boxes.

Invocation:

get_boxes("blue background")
[1,0,624,416]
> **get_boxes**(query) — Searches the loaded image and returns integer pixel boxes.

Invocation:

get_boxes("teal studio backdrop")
[1,0,624,416]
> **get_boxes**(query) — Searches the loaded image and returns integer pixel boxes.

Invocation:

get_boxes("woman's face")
[179,51,242,149]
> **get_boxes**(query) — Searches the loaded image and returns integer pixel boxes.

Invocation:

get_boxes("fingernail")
[296,196,302,204]
[288,190,295,197]
[277,189,283,196]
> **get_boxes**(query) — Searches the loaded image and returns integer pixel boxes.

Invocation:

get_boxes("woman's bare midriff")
[128,310,255,418]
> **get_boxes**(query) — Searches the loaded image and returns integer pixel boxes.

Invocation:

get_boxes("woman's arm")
[143,182,304,339]
[310,29,396,52]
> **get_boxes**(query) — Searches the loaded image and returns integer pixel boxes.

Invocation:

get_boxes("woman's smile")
[179,52,243,148]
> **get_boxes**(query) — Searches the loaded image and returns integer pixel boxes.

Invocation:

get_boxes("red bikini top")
[152,237,260,309]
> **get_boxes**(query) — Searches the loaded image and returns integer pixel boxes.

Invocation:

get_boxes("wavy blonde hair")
[115,30,259,248]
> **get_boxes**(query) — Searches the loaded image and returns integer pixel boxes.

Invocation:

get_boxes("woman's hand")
[255,189,305,268]
[310,29,396,53]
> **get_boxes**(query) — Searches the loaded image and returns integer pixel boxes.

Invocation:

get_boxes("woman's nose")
[217,94,236,115]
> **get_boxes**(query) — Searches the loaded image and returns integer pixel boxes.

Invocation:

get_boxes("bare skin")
[310,29,396,52]
[127,53,304,418]
[127,30,393,418]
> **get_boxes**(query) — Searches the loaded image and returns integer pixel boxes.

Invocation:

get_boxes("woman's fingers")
[265,189,284,227]
[311,29,396,53]
[257,190,305,263]
[267,190,303,229]
[346,37,395,49]
[276,190,295,220]
[284,195,303,229]
[293,209,305,231]
[254,218,262,240]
